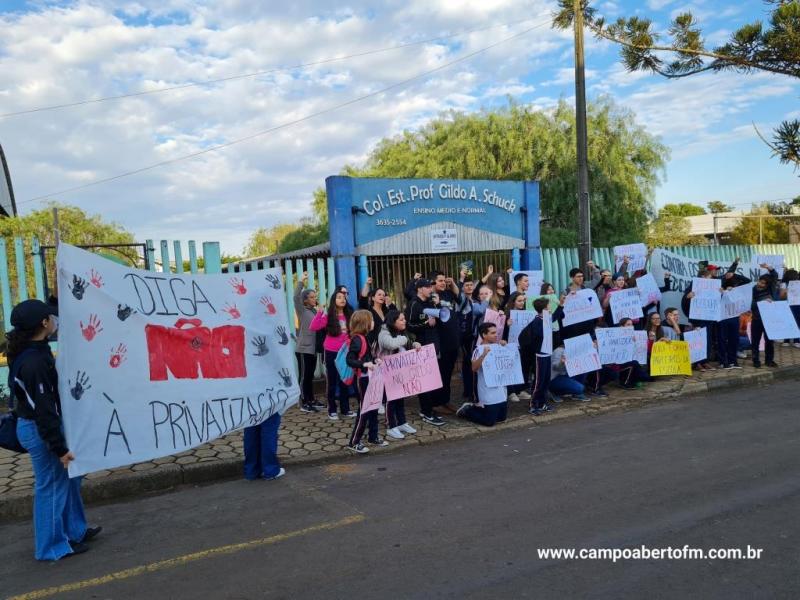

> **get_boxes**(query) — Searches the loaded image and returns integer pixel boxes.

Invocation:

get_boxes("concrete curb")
[2,366,798,523]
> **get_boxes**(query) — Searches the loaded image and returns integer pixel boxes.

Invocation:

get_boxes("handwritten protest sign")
[689,277,721,321]
[683,328,708,363]
[564,334,602,377]
[479,344,524,387]
[614,243,648,273]
[562,289,602,327]
[541,310,553,355]
[381,344,443,401]
[56,244,300,477]
[508,310,536,344]
[633,331,649,364]
[720,283,754,320]
[362,369,385,413]
[788,281,800,306]
[610,288,644,324]
[509,270,543,294]
[635,273,662,306]
[754,254,784,279]
[596,327,634,365]
[757,300,800,340]
[650,341,691,376]
[484,309,506,340]
[650,248,760,325]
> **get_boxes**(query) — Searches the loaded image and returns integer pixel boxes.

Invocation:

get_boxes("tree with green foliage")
[728,205,793,243]
[554,0,800,172]
[318,97,667,247]
[243,223,299,257]
[658,203,705,217]
[707,200,734,213]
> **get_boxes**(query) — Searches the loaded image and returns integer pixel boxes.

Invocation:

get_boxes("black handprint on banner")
[117,304,136,321]
[278,368,292,387]
[251,336,269,356]
[276,326,289,345]
[265,274,282,290]
[69,371,91,400]
[69,275,88,300]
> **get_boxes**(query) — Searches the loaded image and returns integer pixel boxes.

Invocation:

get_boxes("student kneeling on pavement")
[549,345,589,402]
[456,323,509,427]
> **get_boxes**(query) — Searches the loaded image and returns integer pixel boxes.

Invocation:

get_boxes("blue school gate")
[325,176,542,298]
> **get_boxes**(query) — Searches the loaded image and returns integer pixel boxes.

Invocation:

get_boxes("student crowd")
[293,255,800,452]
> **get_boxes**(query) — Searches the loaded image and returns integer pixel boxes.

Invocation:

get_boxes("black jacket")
[518,307,565,355]
[751,268,778,321]
[405,296,440,351]
[346,334,374,376]
[10,341,69,457]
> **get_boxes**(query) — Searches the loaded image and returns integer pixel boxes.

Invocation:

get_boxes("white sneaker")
[328,413,339,421]
[399,423,417,434]
[386,427,405,440]
[736,351,747,359]
[518,391,532,401]
[507,393,520,403]
[265,468,285,481]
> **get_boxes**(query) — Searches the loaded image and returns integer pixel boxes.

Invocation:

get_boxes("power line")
[0,17,548,119]
[19,20,551,206]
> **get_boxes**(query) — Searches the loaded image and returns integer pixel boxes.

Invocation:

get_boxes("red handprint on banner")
[229,277,247,295]
[88,268,104,288]
[109,344,127,368]
[222,302,241,320]
[80,314,103,341]
[260,296,277,315]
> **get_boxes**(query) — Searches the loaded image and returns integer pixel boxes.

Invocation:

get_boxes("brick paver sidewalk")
[2,345,799,520]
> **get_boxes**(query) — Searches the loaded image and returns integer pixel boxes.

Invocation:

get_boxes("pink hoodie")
[310,311,349,352]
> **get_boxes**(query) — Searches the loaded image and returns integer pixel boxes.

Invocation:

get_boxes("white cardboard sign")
[562,289,603,327]
[683,327,708,363]
[564,334,602,377]
[757,300,800,340]
[610,288,644,324]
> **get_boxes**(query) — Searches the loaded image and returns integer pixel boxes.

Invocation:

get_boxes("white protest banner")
[610,288,644,324]
[689,277,721,321]
[650,248,760,325]
[635,273,662,306]
[56,244,300,477]
[614,243,648,273]
[362,369,385,413]
[788,281,800,306]
[509,270,543,294]
[484,308,507,340]
[479,343,524,387]
[508,309,536,345]
[757,301,800,340]
[562,288,603,327]
[541,310,553,355]
[564,334,602,377]
[720,283,754,320]
[381,344,443,401]
[633,330,649,364]
[754,254,784,279]
[596,327,634,365]
[683,328,708,363]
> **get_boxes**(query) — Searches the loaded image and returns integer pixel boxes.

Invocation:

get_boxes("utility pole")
[573,0,592,267]
[52,207,60,246]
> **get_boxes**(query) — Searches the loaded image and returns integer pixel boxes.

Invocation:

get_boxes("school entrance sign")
[325,176,541,296]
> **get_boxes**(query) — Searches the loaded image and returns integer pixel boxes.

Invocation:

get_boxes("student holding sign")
[346,311,386,454]
[8,299,102,560]
[717,258,750,369]
[779,269,800,347]
[518,297,566,415]
[750,266,779,368]
[682,266,720,369]
[456,323,509,427]
[378,310,420,440]
[503,292,529,402]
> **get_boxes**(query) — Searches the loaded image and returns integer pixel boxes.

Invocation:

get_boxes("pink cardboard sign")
[362,369,385,413]
[381,344,443,401]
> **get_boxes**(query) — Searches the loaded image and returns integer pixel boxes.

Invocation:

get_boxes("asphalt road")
[3,378,800,600]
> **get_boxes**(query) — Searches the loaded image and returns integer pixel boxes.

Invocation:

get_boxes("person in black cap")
[8,299,101,560]
[404,278,444,426]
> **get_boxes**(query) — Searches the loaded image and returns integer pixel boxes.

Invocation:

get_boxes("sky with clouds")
[0,0,797,255]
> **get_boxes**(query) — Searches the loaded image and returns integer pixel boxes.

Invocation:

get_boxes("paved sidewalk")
[2,345,799,522]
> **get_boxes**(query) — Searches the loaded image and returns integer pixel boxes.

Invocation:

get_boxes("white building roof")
[685,212,744,236]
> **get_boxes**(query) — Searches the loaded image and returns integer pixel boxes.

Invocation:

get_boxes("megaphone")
[423,307,451,323]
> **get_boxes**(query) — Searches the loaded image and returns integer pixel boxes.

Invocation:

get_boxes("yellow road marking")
[8,514,365,600]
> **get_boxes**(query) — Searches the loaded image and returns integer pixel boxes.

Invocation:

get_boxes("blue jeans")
[550,375,584,396]
[243,412,282,479]
[16,418,87,561]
